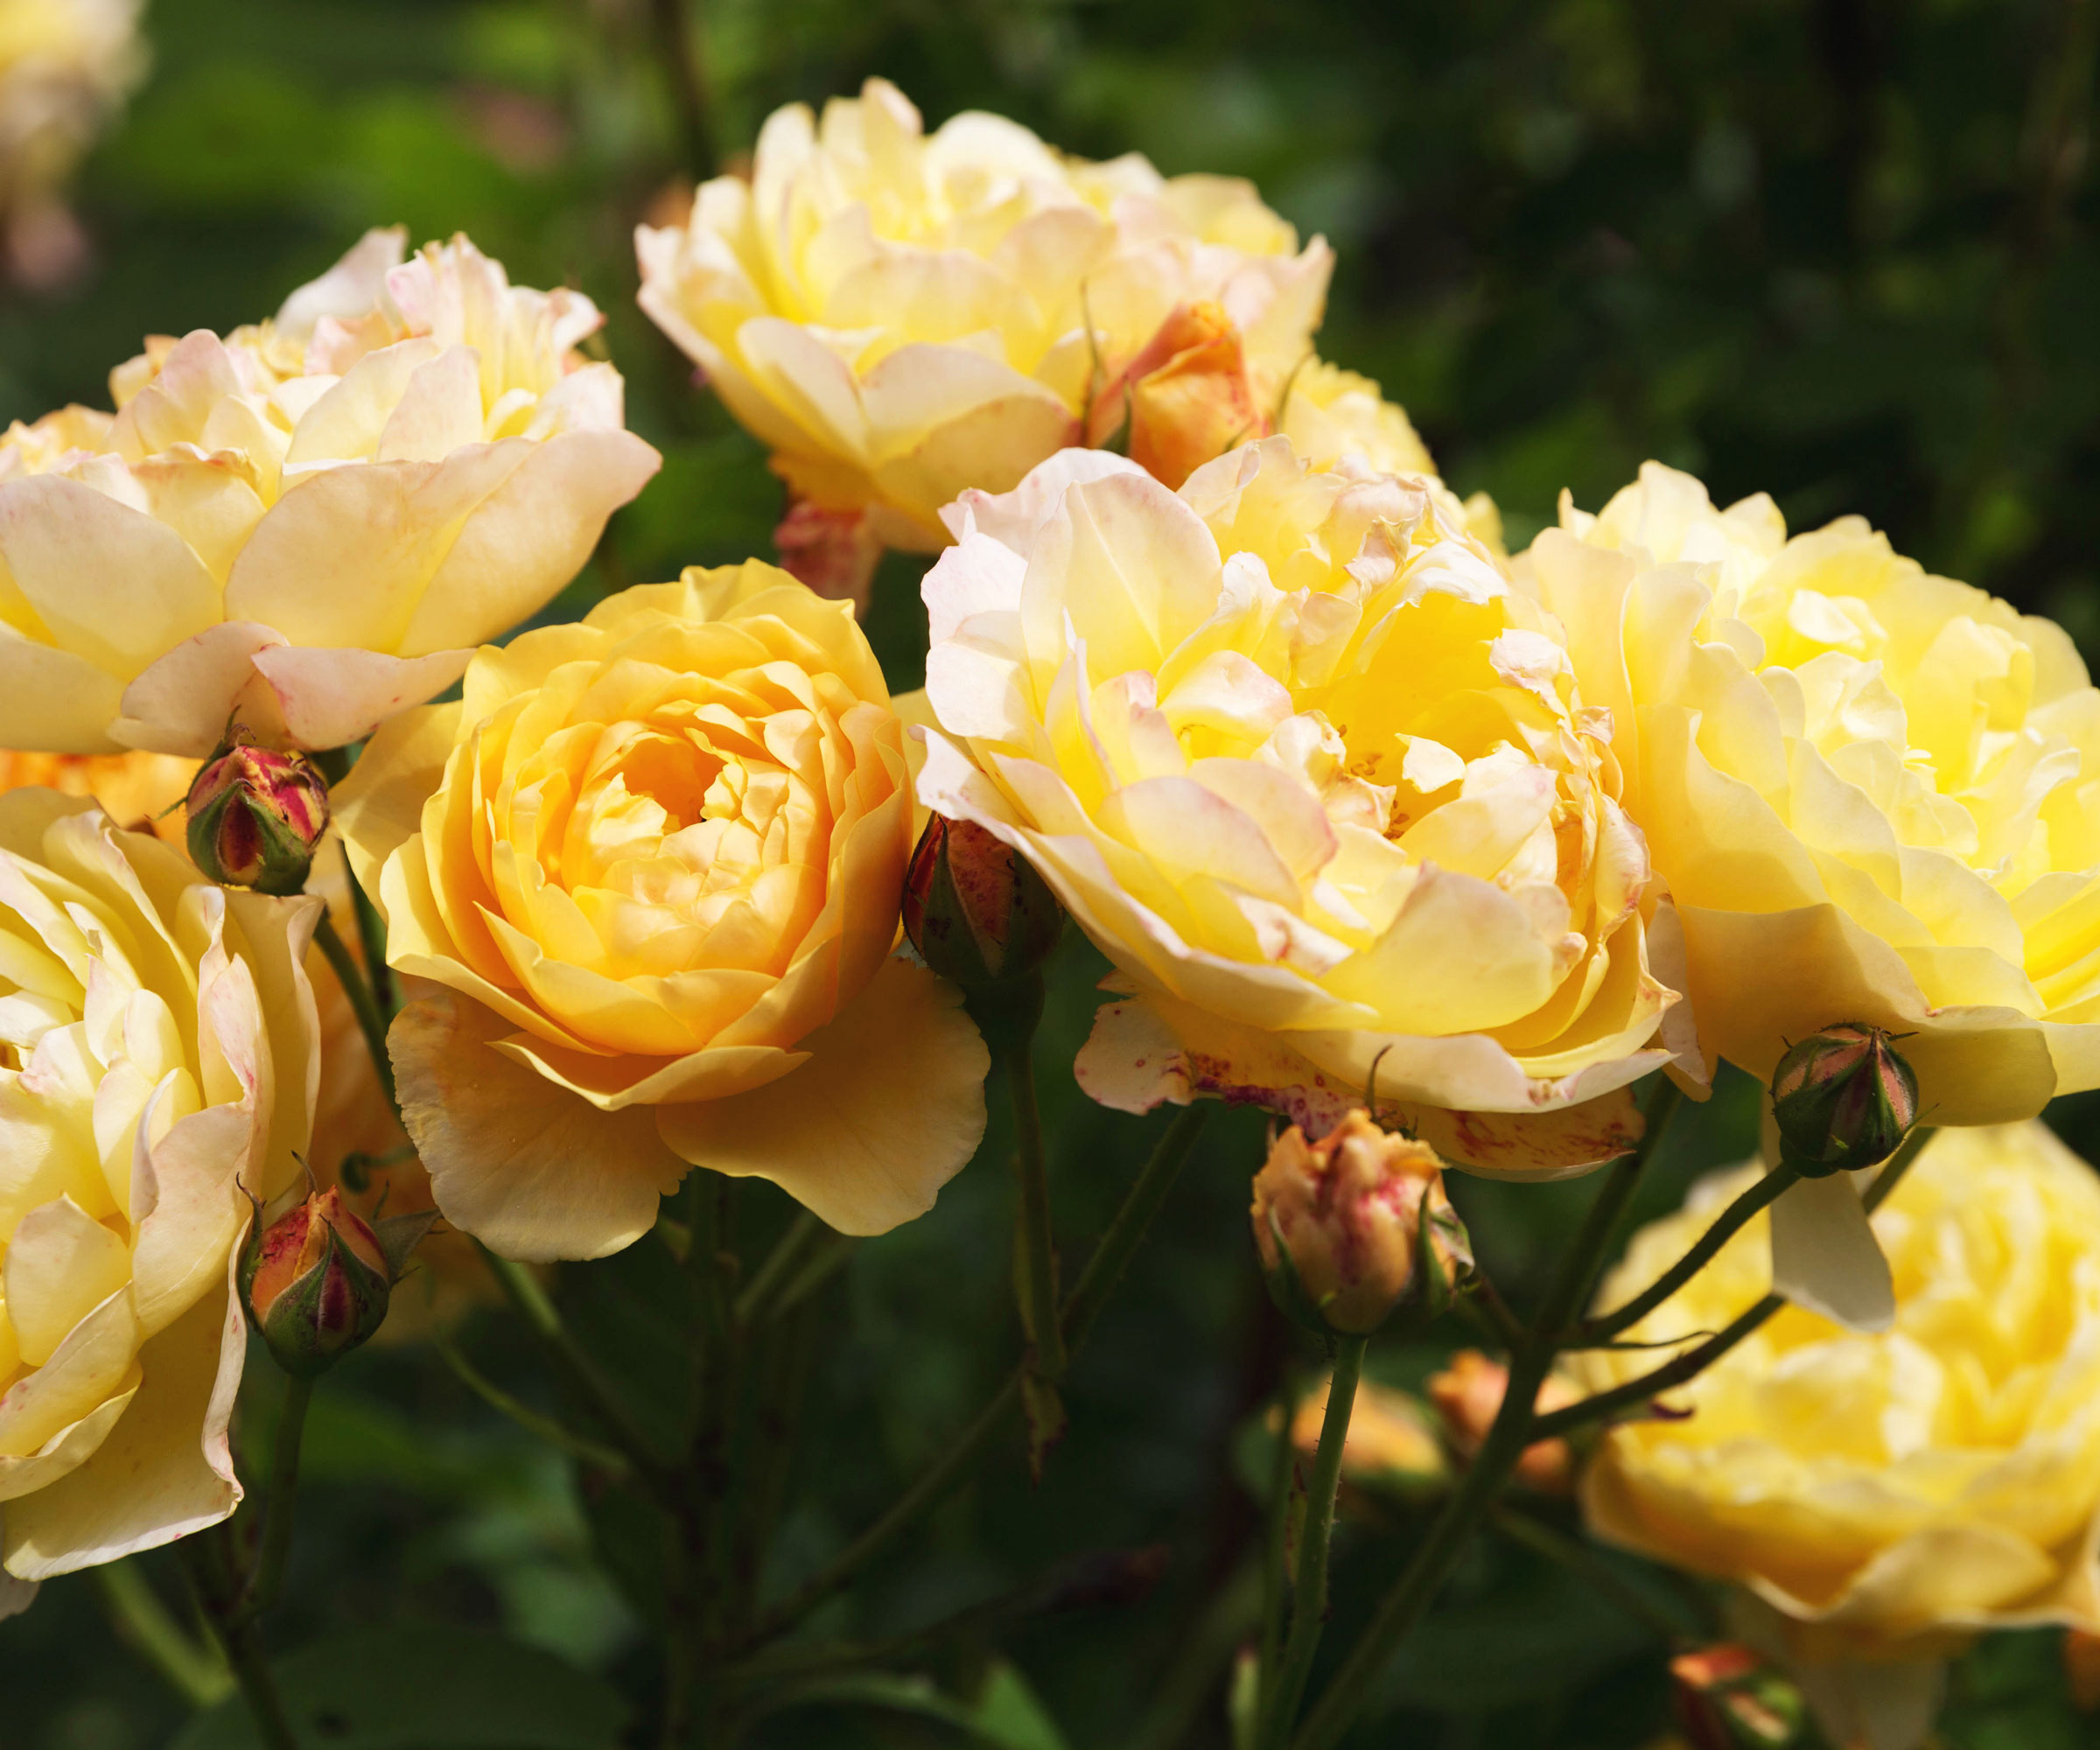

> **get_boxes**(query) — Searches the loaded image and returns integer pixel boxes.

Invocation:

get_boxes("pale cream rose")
[1573,1123,2100,1746]
[0,227,661,758]
[334,563,989,1260]
[634,80,1340,577]
[916,438,1680,1172]
[0,790,320,1582]
[1526,461,2100,1127]
[0,0,144,285]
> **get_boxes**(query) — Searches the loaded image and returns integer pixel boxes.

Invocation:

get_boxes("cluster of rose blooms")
[2,75,2100,1750]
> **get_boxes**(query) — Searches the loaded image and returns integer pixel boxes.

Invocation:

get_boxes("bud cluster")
[1250,1110,1472,1338]
[1769,1023,1919,1178]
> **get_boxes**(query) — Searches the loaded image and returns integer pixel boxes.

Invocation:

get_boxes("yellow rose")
[334,564,989,1260]
[0,227,661,758]
[634,80,1343,578]
[0,748,192,842]
[916,439,1679,1171]
[1574,1123,2100,1712]
[1526,463,2100,1124]
[0,791,320,1582]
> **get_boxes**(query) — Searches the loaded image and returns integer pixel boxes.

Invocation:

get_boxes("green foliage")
[167,1627,630,1750]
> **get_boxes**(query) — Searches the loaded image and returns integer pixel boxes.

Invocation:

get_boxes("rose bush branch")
[1571,1160,1799,1346]
[1532,1124,1936,1445]
[1260,1334,1365,1748]
[1285,1077,1680,1750]
[746,1103,1210,1648]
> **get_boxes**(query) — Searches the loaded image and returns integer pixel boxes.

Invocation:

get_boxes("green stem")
[474,1241,677,1496]
[1530,1124,1937,1445]
[234,1376,312,1629]
[1287,1077,1679,1750]
[1575,1160,1799,1345]
[1490,1506,1691,1647]
[1262,1336,1366,1747]
[1062,1104,1210,1351]
[312,910,394,1110]
[223,1620,301,1750]
[998,978,1066,1382]
[1255,1378,1298,1696]
[178,1538,298,1750]
[94,1560,234,1706]
[746,1102,1211,1646]
[734,1211,824,1326]
[433,1328,634,1479]
[648,0,717,179]
[344,845,396,1024]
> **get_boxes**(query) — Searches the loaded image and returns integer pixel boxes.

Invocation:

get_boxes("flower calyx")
[1770,1023,1919,1179]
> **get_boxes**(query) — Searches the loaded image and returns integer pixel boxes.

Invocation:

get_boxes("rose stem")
[1260,1333,1367,1748]
[1571,1159,1801,1345]
[233,1374,313,1628]
[93,1560,233,1706]
[1530,1123,1935,1443]
[1287,1076,1681,1750]
[312,911,394,1110]
[746,1102,1211,1648]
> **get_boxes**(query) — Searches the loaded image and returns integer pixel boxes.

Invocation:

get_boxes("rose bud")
[1088,300,1265,490]
[1425,1350,1579,1493]
[1669,1645,1810,1750]
[239,1186,436,1376]
[186,738,331,896]
[1769,1023,1919,1178]
[1250,1111,1472,1337]
[903,815,1062,990]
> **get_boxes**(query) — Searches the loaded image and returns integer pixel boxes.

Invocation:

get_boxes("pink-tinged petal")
[275,225,408,346]
[0,1273,246,1579]
[923,528,1027,645]
[938,448,1150,550]
[655,956,988,1236]
[251,644,474,752]
[389,984,686,1262]
[111,621,288,757]
[1075,989,1650,1178]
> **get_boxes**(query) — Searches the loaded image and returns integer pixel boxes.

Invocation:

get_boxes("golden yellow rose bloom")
[1527,462,2100,1124]
[635,80,1431,596]
[0,790,320,1582]
[1573,1123,2100,1731]
[917,439,1681,1171]
[0,227,661,759]
[334,563,989,1260]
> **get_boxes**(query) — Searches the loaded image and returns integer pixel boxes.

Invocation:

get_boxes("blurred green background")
[11,1,2100,1746]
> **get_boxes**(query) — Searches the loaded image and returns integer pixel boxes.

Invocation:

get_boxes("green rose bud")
[902,815,1062,989]
[1770,1023,1920,1179]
